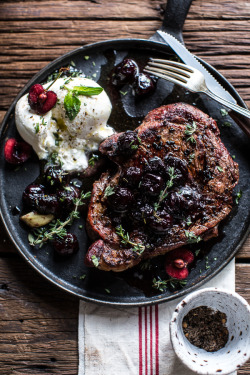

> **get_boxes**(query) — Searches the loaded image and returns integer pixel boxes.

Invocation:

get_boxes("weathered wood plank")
[0,0,164,21]
[0,257,78,373]
[1,0,250,21]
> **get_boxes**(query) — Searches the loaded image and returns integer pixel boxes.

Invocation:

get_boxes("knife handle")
[161,0,193,44]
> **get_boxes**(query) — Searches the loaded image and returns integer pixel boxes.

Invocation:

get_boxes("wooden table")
[0,1,249,373]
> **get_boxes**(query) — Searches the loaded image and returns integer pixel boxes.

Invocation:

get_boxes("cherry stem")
[45,67,69,91]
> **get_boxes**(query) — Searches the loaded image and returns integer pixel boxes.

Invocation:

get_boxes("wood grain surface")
[0,0,249,374]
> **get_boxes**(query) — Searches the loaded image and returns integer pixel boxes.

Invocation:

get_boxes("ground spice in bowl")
[182,306,229,352]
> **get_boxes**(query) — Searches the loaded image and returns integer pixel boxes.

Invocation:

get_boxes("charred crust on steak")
[85,103,239,272]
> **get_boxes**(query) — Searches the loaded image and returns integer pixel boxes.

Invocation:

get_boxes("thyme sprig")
[185,121,197,144]
[104,185,115,198]
[88,154,99,166]
[154,167,176,211]
[185,230,202,244]
[28,191,91,247]
[116,225,145,255]
[152,276,187,292]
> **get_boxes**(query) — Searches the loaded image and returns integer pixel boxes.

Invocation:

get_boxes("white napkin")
[78,259,235,375]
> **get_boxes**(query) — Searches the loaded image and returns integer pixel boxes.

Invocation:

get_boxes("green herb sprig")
[185,230,202,244]
[185,121,197,144]
[64,85,103,120]
[154,167,176,211]
[104,185,115,198]
[152,276,187,292]
[88,154,99,166]
[116,225,145,255]
[28,191,91,247]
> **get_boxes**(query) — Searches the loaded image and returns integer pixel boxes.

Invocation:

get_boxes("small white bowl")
[170,288,250,375]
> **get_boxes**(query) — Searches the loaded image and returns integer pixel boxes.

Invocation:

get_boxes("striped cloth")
[78,259,235,375]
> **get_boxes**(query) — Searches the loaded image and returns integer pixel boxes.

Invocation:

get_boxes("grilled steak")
[85,103,239,272]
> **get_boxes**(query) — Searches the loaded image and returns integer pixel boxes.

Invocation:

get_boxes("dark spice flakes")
[182,306,229,352]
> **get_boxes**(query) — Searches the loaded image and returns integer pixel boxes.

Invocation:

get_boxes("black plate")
[0,37,250,306]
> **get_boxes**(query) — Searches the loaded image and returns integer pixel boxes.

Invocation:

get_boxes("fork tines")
[144,58,194,86]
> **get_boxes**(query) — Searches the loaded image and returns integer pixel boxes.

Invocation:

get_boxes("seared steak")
[85,103,239,272]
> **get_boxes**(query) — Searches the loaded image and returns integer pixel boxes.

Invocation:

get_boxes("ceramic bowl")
[170,288,250,375]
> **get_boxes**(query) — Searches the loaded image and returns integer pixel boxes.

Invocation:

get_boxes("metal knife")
[156,30,236,104]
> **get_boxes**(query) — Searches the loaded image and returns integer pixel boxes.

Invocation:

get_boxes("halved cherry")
[165,248,194,279]
[4,138,32,165]
[28,83,57,114]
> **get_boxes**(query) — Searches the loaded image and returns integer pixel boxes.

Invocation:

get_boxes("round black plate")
[0,39,249,306]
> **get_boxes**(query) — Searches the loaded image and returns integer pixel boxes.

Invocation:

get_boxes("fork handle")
[205,89,250,137]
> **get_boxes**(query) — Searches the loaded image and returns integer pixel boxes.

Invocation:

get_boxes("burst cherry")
[53,233,79,256]
[4,138,32,165]
[28,83,57,115]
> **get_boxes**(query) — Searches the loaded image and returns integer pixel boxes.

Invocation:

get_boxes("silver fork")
[145,59,250,120]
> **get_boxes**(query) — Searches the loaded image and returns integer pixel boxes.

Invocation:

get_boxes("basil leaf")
[64,91,81,120]
[73,86,103,96]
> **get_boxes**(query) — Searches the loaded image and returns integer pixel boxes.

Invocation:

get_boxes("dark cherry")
[44,165,68,187]
[168,186,202,214]
[57,185,80,212]
[144,156,166,176]
[22,184,45,208]
[111,58,139,86]
[116,131,139,157]
[147,210,173,233]
[140,173,164,196]
[4,138,32,165]
[108,186,134,212]
[164,153,189,185]
[36,194,60,215]
[121,166,143,187]
[130,200,154,223]
[28,83,57,115]
[53,233,79,256]
[133,72,156,97]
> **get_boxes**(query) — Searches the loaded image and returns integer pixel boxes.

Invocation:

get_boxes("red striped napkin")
[78,259,235,375]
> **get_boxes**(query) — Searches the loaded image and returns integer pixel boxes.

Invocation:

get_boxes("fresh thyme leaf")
[79,274,86,280]
[185,216,192,226]
[189,153,195,164]
[185,230,202,244]
[140,259,152,271]
[64,91,81,120]
[104,185,115,198]
[28,190,90,247]
[73,86,103,96]
[185,121,197,143]
[217,166,224,172]
[220,108,228,116]
[120,90,128,96]
[131,144,139,150]
[88,154,99,166]
[28,233,35,246]
[152,277,168,292]
[70,60,76,67]
[34,123,39,134]
[91,255,99,267]
[195,249,201,256]
[222,121,232,127]
[116,225,145,255]
[105,288,111,294]
[154,167,176,211]
[152,277,187,292]
[84,56,90,60]
[235,190,242,204]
